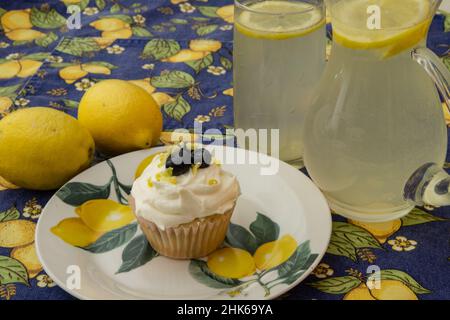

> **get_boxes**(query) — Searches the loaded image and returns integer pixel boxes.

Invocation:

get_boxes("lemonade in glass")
[233,0,326,165]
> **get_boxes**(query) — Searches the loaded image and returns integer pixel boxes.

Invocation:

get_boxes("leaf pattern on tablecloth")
[0,0,449,300]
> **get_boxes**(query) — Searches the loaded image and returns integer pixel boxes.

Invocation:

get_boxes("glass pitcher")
[303,0,450,222]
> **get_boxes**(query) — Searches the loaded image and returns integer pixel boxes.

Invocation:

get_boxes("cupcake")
[130,144,240,259]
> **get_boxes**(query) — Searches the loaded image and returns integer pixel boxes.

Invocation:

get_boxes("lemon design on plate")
[235,1,325,40]
[51,217,103,247]
[253,235,297,270]
[78,79,163,155]
[207,248,256,279]
[75,199,135,232]
[331,0,432,58]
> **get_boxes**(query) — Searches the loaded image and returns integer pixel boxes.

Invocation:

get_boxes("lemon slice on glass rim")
[236,0,325,40]
[331,0,433,58]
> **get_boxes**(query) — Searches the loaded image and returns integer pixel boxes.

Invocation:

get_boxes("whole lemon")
[0,107,95,190]
[78,79,163,155]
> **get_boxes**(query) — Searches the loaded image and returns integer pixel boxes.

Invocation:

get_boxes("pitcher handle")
[411,47,450,112]
[404,47,450,207]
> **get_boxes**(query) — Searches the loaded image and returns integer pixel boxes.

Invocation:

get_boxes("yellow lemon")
[162,49,210,63]
[0,60,21,79]
[17,60,43,78]
[349,219,401,244]
[207,248,256,279]
[61,0,83,4]
[151,92,175,107]
[59,65,88,84]
[128,78,156,95]
[343,283,376,300]
[94,37,115,49]
[0,107,95,190]
[217,5,234,23]
[101,27,133,40]
[75,199,135,232]
[370,280,418,300]
[0,220,35,248]
[331,0,431,58]
[90,18,129,32]
[81,64,111,75]
[0,96,13,115]
[78,79,163,155]
[189,39,222,53]
[5,29,45,41]
[222,88,233,97]
[51,217,102,247]
[253,235,297,270]
[1,10,33,31]
[10,242,42,278]
[135,152,163,179]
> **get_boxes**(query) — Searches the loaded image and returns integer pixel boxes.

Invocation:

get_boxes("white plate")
[36,146,331,300]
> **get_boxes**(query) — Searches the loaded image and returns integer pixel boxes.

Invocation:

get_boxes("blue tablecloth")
[0,0,449,300]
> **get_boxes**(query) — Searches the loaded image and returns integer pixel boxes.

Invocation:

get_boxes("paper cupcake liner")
[130,196,234,259]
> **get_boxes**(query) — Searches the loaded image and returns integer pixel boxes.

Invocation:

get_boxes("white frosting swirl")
[131,153,240,230]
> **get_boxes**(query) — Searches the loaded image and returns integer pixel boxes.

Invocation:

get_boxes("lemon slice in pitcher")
[331,0,432,58]
[236,0,325,40]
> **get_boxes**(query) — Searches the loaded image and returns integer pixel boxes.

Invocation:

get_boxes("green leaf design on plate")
[0,256,29,286]
[276,241,310,277]
[0,207,20,222]
[82,223,138,253]
[282,255,318,285]
[0,84,22,98]
[110,3,120,13]
[61,99,79,109]
[56,181,111,206]
[116,234,158,274]
[226,222,258,254]
[163,95,191,122]
[308,276,362,295]
[30,7,66,29]
[197,6,219,18]
[249,213,279,246]
[370,269,431,294]
[132,26,153,37]
[401,208,445,226]
[196,24,218,36]
[142,39,181,60]
[189,260,241,289]
[22,52,51,61]
[95,0,106,10]
[220,56,232,70]
[185,53,213,73]
[35,32,58,48]
[105,14,133,24]
[151,70,195,88]
[56,38,101,57]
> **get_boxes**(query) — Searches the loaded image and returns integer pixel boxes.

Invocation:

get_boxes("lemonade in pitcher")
[234,0,326,164]
[303,0,450,221]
